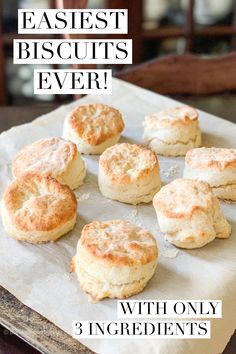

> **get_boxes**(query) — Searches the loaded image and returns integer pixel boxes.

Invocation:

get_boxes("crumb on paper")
[162,248,179,259]
[78,193,90,202]
[62,272,72,280]
[84,179,97,187]
[130,207,138,218]
[136,222,143,227]
[70,258,75,273]
[161,165,179,179]
[128,207,138,223]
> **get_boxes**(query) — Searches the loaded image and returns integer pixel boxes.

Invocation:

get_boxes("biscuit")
[63,103,125,154]
[1,174,77,243]
[153,179,231,249]
[98,143,161,205]
[12,137,86,190]
[184,147,236,200]
[143,106,201,156]
[72,220,158,301]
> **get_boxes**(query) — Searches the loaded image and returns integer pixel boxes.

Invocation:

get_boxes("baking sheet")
[0,78,235,354]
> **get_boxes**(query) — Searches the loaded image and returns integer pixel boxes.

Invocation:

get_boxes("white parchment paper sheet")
[0,79,235,354]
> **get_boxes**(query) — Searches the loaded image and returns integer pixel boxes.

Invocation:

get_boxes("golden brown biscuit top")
[99,143,159,184]
[3,174,77,232]
[79,220,158,266]
[186,147,236,170]
[144,106,198,128]
[12,137,77,179]
[67,103,124,145]
[153,179,213,218]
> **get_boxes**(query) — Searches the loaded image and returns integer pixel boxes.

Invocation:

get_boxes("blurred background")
[0,0,236,122]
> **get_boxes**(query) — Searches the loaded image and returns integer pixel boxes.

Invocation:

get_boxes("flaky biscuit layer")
[185,147,236,169]
[153,179,231,249]
[12,137,86,189]
[63,103,124,154]
[73,220,158,300]
[99,143,161,204]
[184,148,236,200]
[143,106,201,156]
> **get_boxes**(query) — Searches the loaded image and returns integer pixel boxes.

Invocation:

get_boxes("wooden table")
[0,105,235,354]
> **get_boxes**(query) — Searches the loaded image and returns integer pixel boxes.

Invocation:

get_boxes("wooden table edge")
[0,286,94,354]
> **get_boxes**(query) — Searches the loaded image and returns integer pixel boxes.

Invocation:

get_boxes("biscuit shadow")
[81,170,99,190]
[224,215,235,225]
[202,132,233,148]
[58,215,91,247]
[23,216,90,276]
[100,262,191,304]
[23,214,87,250]
[129,262,191,301]
[119,135,141,145]
[151,262,190,290]
[83,154,99,163]
[73,215,89,237]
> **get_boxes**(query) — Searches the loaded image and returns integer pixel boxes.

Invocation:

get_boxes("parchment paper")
[0,78,236,354]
